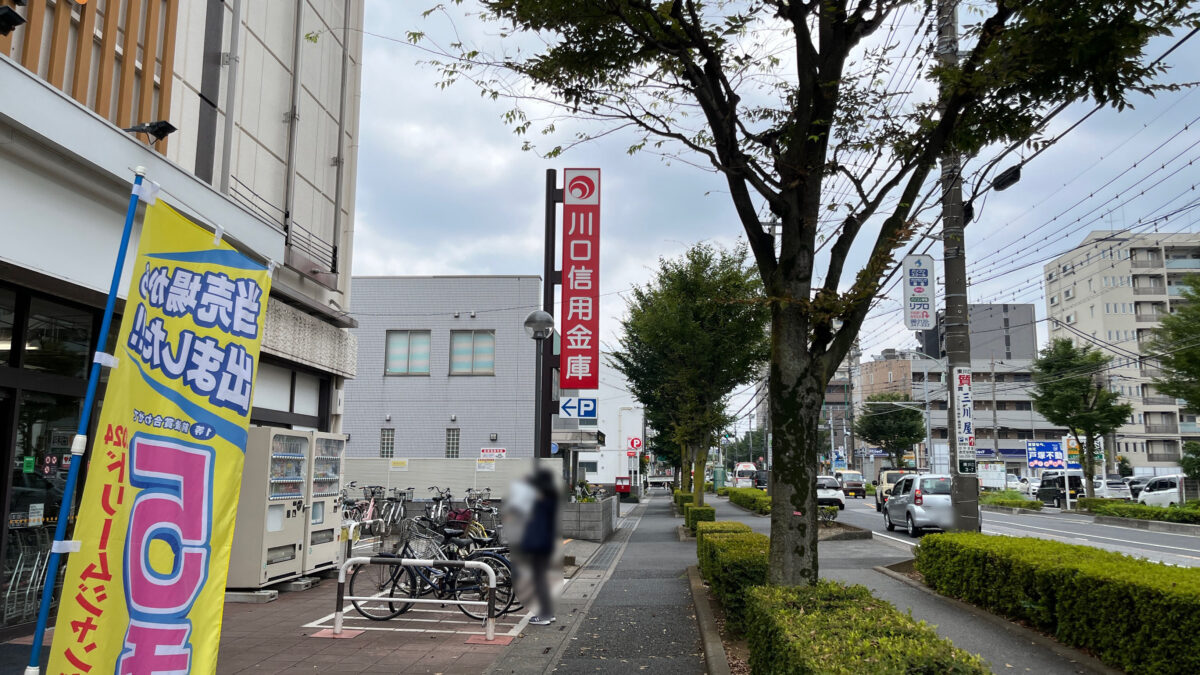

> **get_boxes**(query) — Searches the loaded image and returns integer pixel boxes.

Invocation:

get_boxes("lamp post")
[900,350,940,471]
[525,310,558,484]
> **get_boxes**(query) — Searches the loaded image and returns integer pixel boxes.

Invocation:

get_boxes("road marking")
[982,521,1200,555]
[873,531,917,547]
[983,510,1200,539]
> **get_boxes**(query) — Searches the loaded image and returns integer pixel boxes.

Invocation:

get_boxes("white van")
[1138,474,1183,508]
[733,462,758,489]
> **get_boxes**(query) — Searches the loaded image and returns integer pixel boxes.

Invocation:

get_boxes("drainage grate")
[583,542,621,570]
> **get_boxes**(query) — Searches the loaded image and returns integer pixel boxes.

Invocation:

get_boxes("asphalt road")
[838,495,1200,567]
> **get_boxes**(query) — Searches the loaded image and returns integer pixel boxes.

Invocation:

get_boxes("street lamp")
[524,310,556,481]
[900,350,940,471]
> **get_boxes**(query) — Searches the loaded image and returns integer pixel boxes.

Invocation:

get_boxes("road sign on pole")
[559,397,598,418]
[902,254,936,330]
[629,437,642,450]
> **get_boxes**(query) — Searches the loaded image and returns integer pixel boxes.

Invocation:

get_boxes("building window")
[380,428,395,458]
[579,461,598,473]
[445,428,461,458]
[450,330,496,375]
[385,330,431,375]
[1064,288,1074,300]
[1065,313,1076,324]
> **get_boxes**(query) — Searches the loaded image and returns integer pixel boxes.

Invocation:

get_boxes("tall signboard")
[560,168,601,390]
[952,368,976,474]
[902,254,936,330]
[1026,440,1065,469]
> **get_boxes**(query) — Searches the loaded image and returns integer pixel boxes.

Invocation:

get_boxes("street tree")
[610,242,769,507]
[1181,442,1200,482]
[1116,454,1134,478]
[1031,339,1133,498]
[854,393,926,470]
[416,0,1198,584]
[1149,274,1200,410]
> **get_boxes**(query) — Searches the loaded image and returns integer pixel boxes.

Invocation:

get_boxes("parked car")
[1092,477,1132,500]
[754,470,769,491]
[873,468,917,512]
[1005,474,1022,491]
[1125,476,1151,499]
[1138,475,1183,508]
[834,470,866,499]
[816,475,846,510]
[1019,477,1041,495]
[1036,473,1084,508]
[883,474,953,537]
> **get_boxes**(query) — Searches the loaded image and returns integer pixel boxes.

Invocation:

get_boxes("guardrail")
[332,556,497,640]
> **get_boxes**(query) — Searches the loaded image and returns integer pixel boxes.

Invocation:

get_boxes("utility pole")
[846,374,857,473]
[938,0,980,531]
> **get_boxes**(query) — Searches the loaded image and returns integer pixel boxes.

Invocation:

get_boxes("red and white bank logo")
[564,170,600,205]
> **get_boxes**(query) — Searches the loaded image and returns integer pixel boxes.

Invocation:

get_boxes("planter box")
[561,495,619,542]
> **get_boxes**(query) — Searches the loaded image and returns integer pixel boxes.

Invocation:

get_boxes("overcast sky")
[349,3,1200,439]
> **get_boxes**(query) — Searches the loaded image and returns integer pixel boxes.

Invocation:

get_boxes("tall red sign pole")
[559,169,601,391]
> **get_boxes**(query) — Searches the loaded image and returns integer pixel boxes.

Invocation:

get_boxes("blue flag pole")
[26,168,147,675]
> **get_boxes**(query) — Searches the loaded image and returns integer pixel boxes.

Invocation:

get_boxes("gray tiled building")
[916,303,1037,360]
[341,276,540,488]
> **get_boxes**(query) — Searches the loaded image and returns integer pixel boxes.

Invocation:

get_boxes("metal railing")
[1143,396,1178,406]
[332,556,497,639]
[1148,453,1181,463]
[1145,423,1179,434]
[1133,286,1166,295]
[1132,259,1163,268]
[1136,314,1164,322]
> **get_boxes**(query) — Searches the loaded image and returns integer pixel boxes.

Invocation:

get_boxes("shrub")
[916,532,1200,673]
[687,505,716,533]
[704,481,714,493]
[716,486,731,497]
[703,532,769,630]
[696,521,752,581]
[1088,501,1200,524]
[728,487,771,514]
[745,583,988,674]
[676,491,695,508]
[987,498,1043,510]
[818,506,839,524]
[1076,497,1108,512]
[865,483,876,496]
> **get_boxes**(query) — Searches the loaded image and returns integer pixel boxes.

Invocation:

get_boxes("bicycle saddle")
[469,532,494,545]
[442,527,464,537]
[449,536,474,549]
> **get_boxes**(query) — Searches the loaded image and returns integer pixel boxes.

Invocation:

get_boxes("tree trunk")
[767,308,824,586]
[681,445,693,493]
[692,442,708,507]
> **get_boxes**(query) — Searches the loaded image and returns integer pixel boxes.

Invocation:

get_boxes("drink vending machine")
[226,427,345,588]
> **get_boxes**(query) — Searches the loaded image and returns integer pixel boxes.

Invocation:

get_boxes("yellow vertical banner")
[49,202,272,674]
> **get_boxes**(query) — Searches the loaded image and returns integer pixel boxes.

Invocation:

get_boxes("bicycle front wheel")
[455,552,516,620]
[348,558,413,620]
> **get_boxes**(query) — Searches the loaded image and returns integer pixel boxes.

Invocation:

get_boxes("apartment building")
[1,0,362,634]
[1044,231,1200,474]
[916,303,1038,360]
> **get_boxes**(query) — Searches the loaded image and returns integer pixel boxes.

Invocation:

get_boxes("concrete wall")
[561,496,618,542]
[342,276,540,464]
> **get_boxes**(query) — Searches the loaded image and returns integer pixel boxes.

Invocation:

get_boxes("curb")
[1092,514,1200,535]
[873,564,1122,675]
[686,565,732,675]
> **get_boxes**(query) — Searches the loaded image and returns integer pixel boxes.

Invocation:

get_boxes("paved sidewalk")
[709,496,1110,674]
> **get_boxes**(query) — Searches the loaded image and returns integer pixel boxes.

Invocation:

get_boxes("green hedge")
[704,481,714,493]
[985,498,1043,510]
[745,583,988,674]
[728,487,771,514]
[716,486,731,497]
[686,505,716,533]
[916,532,1200,673]
[1075,497,1108,512]
[675,491,695,508]
[865,483,876,496]
[696,521,752,580]
[1088,501,1200,524]
[701,532,770,630]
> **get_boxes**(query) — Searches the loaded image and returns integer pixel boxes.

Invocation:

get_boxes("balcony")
[1140,368,1163,378]
[1169,286,1185,296]
[1136,313,1164,322]
[1143,396,1177,406]
[1134,286,1166,296]
[1165,259,1200,269]
[1145,423,1179,434]
[1148,452,1181,463]
[1132,259,1163,268]
[1182,422,1200,434]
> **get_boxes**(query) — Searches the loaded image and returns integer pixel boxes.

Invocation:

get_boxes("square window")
[386,330,431,375]
[445,428,461,458]
[380,428,395,458]
[450,330,496,375]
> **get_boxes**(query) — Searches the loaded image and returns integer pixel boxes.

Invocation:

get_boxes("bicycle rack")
[331,556,497,640]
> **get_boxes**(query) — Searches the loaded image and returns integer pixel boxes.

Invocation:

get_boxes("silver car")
[884,474,954,537]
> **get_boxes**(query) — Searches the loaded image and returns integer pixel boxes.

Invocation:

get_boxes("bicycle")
[348,519,516,621]
[424,486,453,524]
[377,487,413,537]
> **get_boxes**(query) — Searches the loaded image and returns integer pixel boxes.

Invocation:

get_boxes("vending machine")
[227,427,311,588]
[304,432,346,575]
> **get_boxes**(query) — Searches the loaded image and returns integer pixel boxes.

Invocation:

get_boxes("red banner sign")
[560,168,601,390]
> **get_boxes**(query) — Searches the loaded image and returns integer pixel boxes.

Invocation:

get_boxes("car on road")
[1037,473,1084,508]
[1092,477,1132,500]
[834,470,866,499]
[1019,477,1041,496]
[816,475,846,510]
[1125,476,1151,499]
[733,462,757,489]
[873,468,916,512]
[754,470,769,491]
[1138,475,1183,508]
[1005,474,1022,491]
[883,474,953,537]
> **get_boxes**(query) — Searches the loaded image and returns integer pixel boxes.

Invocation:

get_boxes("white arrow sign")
[559,397,598,418]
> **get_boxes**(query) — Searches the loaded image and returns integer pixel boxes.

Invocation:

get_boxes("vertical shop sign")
[560,168,601,390]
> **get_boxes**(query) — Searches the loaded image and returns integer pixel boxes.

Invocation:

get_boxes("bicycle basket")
[447,508,473,524]
[363,485,386,500]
